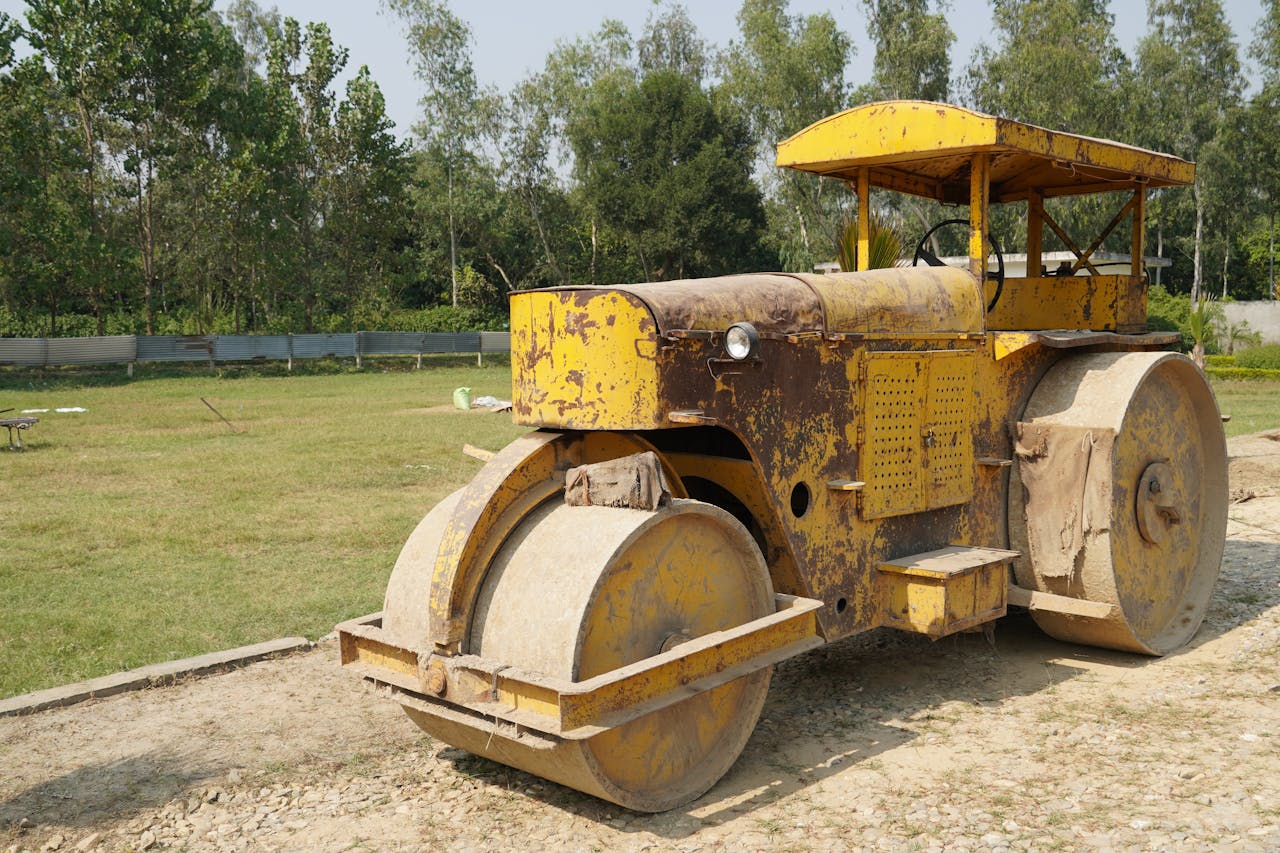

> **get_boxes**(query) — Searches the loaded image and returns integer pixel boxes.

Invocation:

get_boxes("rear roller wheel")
[1011,351,1228,655]
[392,497,774,812]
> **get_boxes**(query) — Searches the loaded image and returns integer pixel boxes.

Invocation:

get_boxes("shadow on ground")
[0,751,220,831]
[433,537,1280,838]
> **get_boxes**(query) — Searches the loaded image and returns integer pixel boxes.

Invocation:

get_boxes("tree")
[514,20,636,285]
[266,18,348,330]
[858,0,953,103]
[24,0,142,332]
[383,0,491,306]
[965,0,1131,138]
[638,2,707,83]
[1134,0,1244,306]
[225,0,281,72]
[329,67,412,326]
[1247,0,1280,298]
[567,70,766,281]
[718,0,853,270]
[0,35,94,335]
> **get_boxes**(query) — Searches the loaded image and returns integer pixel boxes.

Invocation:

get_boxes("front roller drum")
[1012,351,1228,655]
[388,498,774,812]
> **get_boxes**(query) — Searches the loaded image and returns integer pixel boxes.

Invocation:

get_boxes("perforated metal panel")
[924,351,975,509]
[859,353,927,518]
[857,350,975,519]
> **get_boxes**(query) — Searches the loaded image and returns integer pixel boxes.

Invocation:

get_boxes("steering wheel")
[912,218,1005,312]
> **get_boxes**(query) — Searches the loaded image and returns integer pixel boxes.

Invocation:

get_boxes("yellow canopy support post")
[1132,187,1147,279]
[856,167,871,271]
[969,153,990,283]
[1027,191,1044,277]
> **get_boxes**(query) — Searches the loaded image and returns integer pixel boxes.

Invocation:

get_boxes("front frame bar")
[338,593,824,740]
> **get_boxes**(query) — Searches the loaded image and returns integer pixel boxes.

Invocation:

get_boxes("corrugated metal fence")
[0,331,511,369]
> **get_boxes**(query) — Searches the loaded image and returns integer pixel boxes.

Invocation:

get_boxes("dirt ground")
[2,434,1278,853]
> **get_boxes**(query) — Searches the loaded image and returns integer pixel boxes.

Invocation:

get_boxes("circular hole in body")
[836,597,848,614]
[790,482,810,518]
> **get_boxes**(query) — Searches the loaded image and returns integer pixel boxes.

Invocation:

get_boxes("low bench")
[1,416,38,450]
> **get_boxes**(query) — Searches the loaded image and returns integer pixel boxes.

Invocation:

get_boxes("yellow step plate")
[878,545,1019,638]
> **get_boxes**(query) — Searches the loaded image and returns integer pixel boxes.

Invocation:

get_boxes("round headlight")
[724,322,760,361]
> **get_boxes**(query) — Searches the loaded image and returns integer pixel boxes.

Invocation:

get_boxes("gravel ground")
[2,434,1278,853]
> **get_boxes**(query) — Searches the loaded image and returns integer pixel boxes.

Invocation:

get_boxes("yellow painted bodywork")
[510,289,663,429]
[878,546,1016,637]
[337,595,822,740]
[803,266,982,334]
[987,274,1148,332]
[502,271,1015,641]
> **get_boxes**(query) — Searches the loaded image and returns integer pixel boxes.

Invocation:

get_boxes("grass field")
[1,363,1276,699]
[1211,379,1280,437]
[0,358,525,698]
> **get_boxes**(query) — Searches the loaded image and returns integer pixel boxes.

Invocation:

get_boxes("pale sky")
[0,0,1268,139]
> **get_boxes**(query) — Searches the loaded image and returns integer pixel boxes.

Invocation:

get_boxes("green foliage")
[1187,298,1220,353]
[638,2,707,82]
[965,0,1131,138]
[1145,285,1193,351]
[857,0,953,102]
[0,0,1277,333]
[1205,366,1280,380]
[718,0,853,272]
[1235,344,1280,370]
[1205,354,1235,367]
[454,263,501,311]
[384,304,505,332]
[1221,318,1263,354]
[567,69,767,281]
[836,213,908,272]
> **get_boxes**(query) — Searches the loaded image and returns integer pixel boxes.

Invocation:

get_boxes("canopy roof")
[775,101,1194,204]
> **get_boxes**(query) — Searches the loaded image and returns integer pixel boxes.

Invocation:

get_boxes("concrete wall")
[1222,302,1280,346]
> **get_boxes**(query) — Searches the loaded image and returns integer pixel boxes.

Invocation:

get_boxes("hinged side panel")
[857,350,975,519]
[858,352,927,518]
[924,350,976,509]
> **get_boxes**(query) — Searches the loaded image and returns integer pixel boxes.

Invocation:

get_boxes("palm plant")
[836,212,908,271]
[1187,297,1221,368]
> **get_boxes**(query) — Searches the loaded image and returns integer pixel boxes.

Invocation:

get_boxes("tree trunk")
[590,216,598,286]
[796,205,810,265]
[486,253,513,291]
[136,143,157,337]
[522,184,566,285]
[1192,186,1204,306]
[1222,251,1228,299]
[448,162,458,307]
[75,99,105,335]
[1156,221,1164,289]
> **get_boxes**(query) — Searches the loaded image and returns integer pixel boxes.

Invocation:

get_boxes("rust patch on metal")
[607,274,825,336]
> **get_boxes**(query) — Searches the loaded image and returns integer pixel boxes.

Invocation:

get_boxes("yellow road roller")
[338,101,1228,812]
